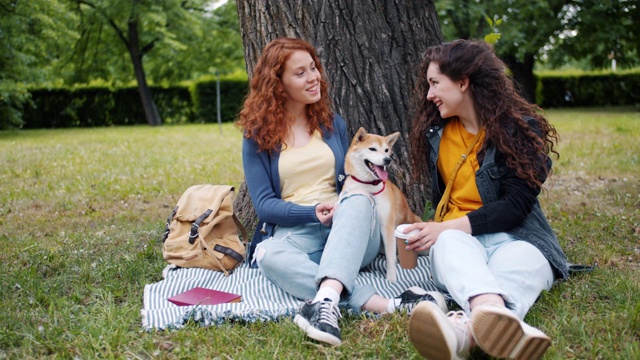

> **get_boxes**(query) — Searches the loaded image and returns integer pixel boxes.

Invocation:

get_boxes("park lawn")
[0,107,638,359]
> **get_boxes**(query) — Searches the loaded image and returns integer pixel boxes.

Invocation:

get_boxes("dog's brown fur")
[340,127,421,281]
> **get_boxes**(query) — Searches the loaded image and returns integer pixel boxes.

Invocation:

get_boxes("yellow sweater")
[437,119,484,221]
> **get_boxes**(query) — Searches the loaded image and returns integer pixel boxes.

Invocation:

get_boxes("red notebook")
[168,287,242,306]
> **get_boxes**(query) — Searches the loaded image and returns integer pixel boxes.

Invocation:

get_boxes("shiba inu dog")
[340,127,421,281]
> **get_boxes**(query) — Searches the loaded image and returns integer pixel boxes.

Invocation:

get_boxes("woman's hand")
[403,216,472,252]
[403,221,445,252]
[315,202,336,225]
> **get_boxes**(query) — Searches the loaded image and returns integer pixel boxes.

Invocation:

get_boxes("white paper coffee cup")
[395,224,418,269]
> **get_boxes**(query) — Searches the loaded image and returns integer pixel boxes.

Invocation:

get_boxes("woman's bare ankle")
[469,294,505,311]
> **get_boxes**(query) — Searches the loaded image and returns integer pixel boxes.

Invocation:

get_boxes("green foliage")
[197,1,246,77]
[545,0,640,70]
[436,0,639,71]
[0,0,78,128]
[65,0,244,85]
[0,0,78,84]
[0,0,244,89]
[421,200,435,221]
[0,82,32,129]
[437,0,565,61]
[436,0,488,41]
[0,109,638,358]
[483,14,502,45]
[0,0,245,128]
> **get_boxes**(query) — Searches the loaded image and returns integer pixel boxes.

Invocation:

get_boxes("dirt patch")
[547,172,614,194]
[545,172,639,209]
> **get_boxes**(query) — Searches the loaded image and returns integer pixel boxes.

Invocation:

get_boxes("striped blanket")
[142,255,441,330]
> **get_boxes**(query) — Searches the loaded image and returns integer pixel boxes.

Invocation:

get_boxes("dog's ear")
[386,132,400,147]
[355,127,368,143]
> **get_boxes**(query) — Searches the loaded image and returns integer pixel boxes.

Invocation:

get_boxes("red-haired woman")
[403,39,569,360]
[237,37,446,346]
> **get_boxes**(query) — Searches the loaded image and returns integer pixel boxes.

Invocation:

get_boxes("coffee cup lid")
[395,224,418,239]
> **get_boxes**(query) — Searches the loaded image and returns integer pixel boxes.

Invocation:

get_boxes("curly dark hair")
[409,39,559,189]
[236,37,333,153]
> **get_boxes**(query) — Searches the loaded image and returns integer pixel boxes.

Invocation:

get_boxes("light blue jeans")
[254,194,381,312]
[430,229,554,320]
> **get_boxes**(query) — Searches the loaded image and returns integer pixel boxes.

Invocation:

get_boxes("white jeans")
[430,229,554,319]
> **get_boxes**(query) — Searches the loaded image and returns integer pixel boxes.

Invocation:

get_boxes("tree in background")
[67,0,219,126]
[436,0,639,102]
[0,0,245,128]
[62,0,243,87]
[234,0,443,227]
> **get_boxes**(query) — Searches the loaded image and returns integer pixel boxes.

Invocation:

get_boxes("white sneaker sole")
[293,314,341,346]
[471,305,550,360]
[408,301,464,360]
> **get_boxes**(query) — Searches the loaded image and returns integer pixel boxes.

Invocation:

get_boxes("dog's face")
[344,127,400,182]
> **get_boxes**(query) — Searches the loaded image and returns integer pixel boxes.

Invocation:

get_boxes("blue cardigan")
[241,114,349,263]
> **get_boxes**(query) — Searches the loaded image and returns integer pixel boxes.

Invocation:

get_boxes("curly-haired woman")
[403,39,569,360]
[236,37,446,347]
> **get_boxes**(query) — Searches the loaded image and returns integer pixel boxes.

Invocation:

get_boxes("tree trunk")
[503,52,537,104]
[128,20,162,126]
[235,1,443,231]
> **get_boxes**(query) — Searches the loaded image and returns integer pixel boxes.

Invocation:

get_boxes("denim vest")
[426,124,569,280]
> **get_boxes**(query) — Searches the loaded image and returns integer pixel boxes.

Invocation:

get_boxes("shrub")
[22,85,198,128]
[537,69,640,108]
[192,79,248,123]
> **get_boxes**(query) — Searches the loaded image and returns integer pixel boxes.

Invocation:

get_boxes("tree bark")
[235,1,443,231]
[128,20,162,126]
[503,52,537,104]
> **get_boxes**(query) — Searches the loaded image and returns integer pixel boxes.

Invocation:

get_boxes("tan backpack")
[162,184,248,276]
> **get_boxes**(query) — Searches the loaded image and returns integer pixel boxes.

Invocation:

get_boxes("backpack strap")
[232,213,249,245]
[161,206,178,243]
[200,236,233,276]
[205,214,249,275]
[188,209,213,245]
[213,244,244,263]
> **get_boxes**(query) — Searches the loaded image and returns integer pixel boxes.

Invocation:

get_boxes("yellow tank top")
[437,119,484,221]
[279,130,338,205]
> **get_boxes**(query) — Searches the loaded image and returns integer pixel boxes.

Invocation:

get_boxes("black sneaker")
[396,286,448,314]
[294,298,342,346]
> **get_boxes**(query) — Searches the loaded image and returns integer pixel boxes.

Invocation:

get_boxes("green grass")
[0,108,638,359]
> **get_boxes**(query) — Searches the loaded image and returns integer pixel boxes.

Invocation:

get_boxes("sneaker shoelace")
[318,301,342,328]
[447,310,468,323]
[447,310,471,354]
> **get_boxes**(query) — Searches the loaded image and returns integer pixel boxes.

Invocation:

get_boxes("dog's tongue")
[374,166,388,181]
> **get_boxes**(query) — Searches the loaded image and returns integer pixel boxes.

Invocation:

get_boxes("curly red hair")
[236,37,333,153]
